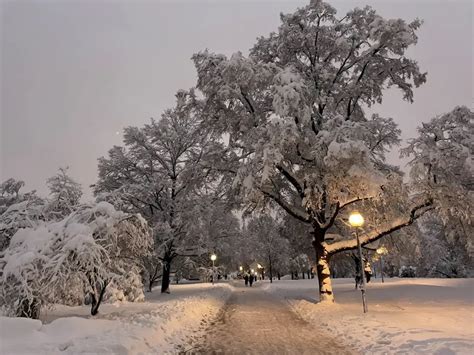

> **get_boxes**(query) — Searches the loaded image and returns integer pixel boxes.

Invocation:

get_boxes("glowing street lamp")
[210,254,217,285]
[376,247,388,283]
[257,263,265,280]
[349,211,368,313]
[349,212,364,227]
[239,266,243,272]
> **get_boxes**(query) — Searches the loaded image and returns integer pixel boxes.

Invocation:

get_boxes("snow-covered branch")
[261,187,310,223]
[326,200,433,254]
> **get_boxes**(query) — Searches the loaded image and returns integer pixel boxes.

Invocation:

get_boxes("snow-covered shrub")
[399,266,417,278]
[429,249,468,278]
[106,271,146,302]
[0,202,152,318]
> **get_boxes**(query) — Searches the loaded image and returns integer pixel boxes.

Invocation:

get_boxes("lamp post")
[376,247,388,283]
[211,254,217,285]
[349,211,368,313]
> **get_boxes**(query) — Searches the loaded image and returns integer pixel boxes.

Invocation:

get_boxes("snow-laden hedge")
[0,202,152,318]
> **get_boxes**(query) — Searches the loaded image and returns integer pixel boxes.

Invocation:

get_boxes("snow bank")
[265,278,474,354]
[0,283,233,354]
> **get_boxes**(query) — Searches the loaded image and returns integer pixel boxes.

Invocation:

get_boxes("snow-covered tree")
[0,178,26,213]
[246,215,290,282]
[290,253,312,279]
[192,0,429,301]
[0,179,45,251]
[0,202,151,318]
[417,215,471,278]
[46,167,82,218]
[403,106,474,275]
[95,90,224,293]
[188,198,241,264]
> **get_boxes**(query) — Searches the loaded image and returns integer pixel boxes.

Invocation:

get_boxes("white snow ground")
[0,282,232,354]
[264,278,474,354]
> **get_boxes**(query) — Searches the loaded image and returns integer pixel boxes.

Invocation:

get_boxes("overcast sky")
[1,0,472,199]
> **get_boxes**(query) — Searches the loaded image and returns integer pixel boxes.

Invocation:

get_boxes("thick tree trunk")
[161,260,172,293]
[313,239,334,303]
[277,272,281,280]
[302,271,305,279]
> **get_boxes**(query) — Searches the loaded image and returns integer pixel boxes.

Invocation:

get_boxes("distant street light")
[349,211,368,313]
[211,254,217,285]
[257,263,264,280]
[239,266,243,272]
[376,247,388,283]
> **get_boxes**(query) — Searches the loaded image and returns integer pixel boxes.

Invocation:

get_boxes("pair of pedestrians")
[243,273,255,287]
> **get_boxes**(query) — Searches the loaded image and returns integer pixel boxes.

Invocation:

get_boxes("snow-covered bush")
[106,272,146,302]
[0,202,152,318]
[428,247,469,278]
[399,266,416,278]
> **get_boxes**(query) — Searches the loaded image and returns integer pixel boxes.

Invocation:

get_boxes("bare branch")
[339,196,375,210]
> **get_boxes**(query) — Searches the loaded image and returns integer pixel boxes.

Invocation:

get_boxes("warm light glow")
[349,212,364,227]
[376,246,388,255]
[239,266,243,271]
[210,254,217,261]
[257,264,262,269]
[251,269,254,273]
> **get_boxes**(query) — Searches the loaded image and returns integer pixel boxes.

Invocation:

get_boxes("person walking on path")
[249,274,254,287]
[364,260,373,283]
[244,273,249,287]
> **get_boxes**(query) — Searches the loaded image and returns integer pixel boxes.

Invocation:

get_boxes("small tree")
[46,167,82,219]
[0,178,26,212]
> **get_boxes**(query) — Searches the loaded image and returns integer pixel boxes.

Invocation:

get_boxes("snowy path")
[189,281,352,354]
